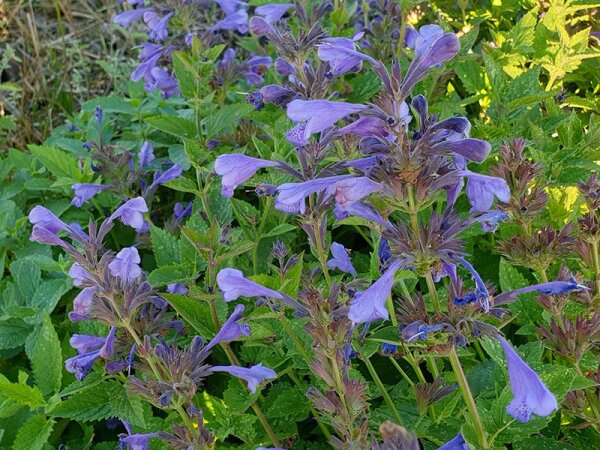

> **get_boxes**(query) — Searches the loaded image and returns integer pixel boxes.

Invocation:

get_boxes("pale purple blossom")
[113,8,153,28]
[204,304,251,351]
[69,263,94,287]
[71,184,108,207]
[69,286,98,322]
[217,268,284,301]
[460,171,510,213]
[255,3,292,23]
[108,247,142,283]
[210,363,277,393]
[110,197,149,230]
[495,275,590,305]
[275,175,352,214]
[348,259,405,323]
[437,432,469,450]
[318,33,367,75]
[148,164,183,191]
[498,336,558,422]
[65,350,101,381]
[327,242,357,276]
[143,11,173,41]
[167,283,189,294]
[285,99,367,146]
[214,154,277,197]
[139,141,155,167]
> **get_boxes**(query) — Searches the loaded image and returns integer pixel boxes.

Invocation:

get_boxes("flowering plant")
[1,0,600,449]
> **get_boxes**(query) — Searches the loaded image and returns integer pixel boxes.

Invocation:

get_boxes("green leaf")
[26,314,62,396]
[10,259,41,299]
[151,225,180,267]
[163,176,198,194]
[0,380,45,409]
[48,381,114,422]
[262,223,296,238]
[28,144,86,181]
[0,319,32,350]
[108,383,146,427]
[163,293,215,336]
[147,264,195,286]
[204,103,254,139]
[145,115,198,139]
[12,415,55,450]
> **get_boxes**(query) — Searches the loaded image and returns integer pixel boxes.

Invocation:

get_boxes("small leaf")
[13,415,55,450]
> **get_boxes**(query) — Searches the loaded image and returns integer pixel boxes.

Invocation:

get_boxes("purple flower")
[242,55,271,85]
[460,171,510,213]
[119,431,162,450]
[336,116,389,139]
[143,11,173,41]
[167,283,190,295]
[214,154,276,197]
[498,336,558,422]
[219,48,236,69]
[412,25,444,57]
[453,257,490,311]
[331,177,384,209]
[110,197,149,231]
[145,67,179,98]
[71,184,108,207]
[100,326,117,359]
[248,16,273,36]
[69,263,94,287]
[495,275,590,305]
[70,334,106,354]
[65,350,100,381]
[474,210,509,232]
[401,31,460,95]
[274,57,296,75]
[318,34,366,75]
[285,99,367,146]
[401,321,444,342]
[348,258,404,323]
[29,206,67,234]
[327,242,357,276]
[205,304,251,351]
[211,9,249,33]
[217,268,283,301]
[255,3,293,23]
[139,141,155,167]
[211,363,277,393]
[113,8,153,28]
[30,225,70,248]
[148,164,183,191]
[131,43,163,82]
[108,247,142,283]
[437,432,469,450]
[333,201,390,227]
[275,175,352,214]
[260,85,296,106]
[173,202,193,223]
[216,0,248,16]
[69,286,98,322]
[431,138,491,164]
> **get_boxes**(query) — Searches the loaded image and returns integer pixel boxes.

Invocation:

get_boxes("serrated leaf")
[163,176,198,194]
[26,314,62,396]
[28,144,86,181]
[48,381,114,421]
[145,115,198,139]
[163,293,215,336]
[12,415,55,450]
[108,383,146,427]
[0,380,45,409]
[10,259,41,299]
[147,265,195,286]
[262,223,296,238]
[0,319,32,350]
[151,225,180,267]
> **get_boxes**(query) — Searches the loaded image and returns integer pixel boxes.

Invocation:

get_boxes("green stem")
[279,316,312,367]
[313,219,333,286]
[287,369,332,440]
[386,294,398,327]
[591,241,600,299]
[364,357,403,425]
[401,343,427,384]
[206,267,280,447]
[425,272,442,314]
[252,197,273,275]
[448,348,488,448]
[389,357,414,387]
